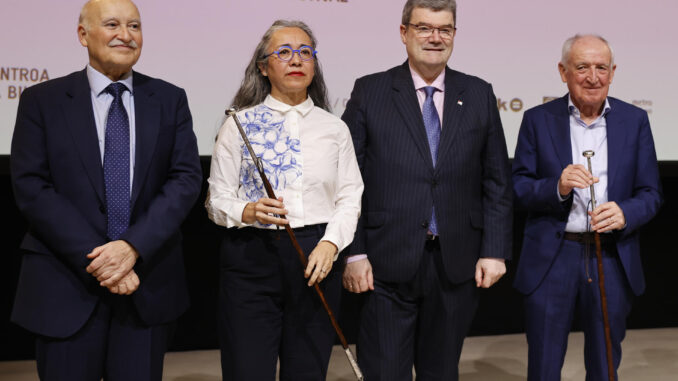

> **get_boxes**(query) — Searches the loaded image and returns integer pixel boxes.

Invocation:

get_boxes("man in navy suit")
[512,34,662,380]
[341,0,512,379]
[9,0,202,379]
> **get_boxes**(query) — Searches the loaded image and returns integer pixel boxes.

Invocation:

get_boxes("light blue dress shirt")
[563,97,611,233]
[86,64,136,191]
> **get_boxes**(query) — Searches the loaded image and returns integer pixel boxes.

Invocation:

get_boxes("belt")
[247,223,327,238]
[563,232,615,246]
[290,223,327,234]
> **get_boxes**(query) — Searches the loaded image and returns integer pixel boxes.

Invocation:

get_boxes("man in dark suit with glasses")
[341,0,512,379]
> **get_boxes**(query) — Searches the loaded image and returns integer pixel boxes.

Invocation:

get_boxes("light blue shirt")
[86,64,136,191]
[562,97,611,233]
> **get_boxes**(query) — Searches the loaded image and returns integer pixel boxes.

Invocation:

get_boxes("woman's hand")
[241,196,289,226]
[305,240,338,286]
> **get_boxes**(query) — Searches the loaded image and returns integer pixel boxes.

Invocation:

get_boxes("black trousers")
[218,225,341,381]
[36,295,174,381]
[357,240,479,381]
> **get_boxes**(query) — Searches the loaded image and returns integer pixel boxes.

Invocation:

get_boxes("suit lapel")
[131,72,162,210]
[130,73,161,209]
[62,69,105,204]
[392,63,434,170]
[604,100,625,196]
[547,96,573,169]
[436,68,464,170]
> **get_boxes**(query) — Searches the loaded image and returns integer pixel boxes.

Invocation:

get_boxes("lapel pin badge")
[457,100,463,106]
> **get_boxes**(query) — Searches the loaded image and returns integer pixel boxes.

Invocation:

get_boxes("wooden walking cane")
[583,150,615,381]
[226,108,364,381]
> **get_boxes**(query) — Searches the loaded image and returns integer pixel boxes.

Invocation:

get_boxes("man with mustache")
[512,34,662,380]
[341,0,512,379]
[9,0,202,379]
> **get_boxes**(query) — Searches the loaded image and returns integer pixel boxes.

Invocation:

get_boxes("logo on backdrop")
[0,67,50,101]
[632,99,653,114]
[331,97,350,113]
[497,97,523,112]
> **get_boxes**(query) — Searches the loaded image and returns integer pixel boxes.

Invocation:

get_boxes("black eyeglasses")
[407,23,456,40]
[263,45,317,62]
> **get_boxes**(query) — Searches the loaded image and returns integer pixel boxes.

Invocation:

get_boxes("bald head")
[80,0,139,29]
[78,0,143,81]
[78,0,93,29]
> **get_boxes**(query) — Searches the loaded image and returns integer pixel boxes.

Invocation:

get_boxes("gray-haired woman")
[205,20,363,380]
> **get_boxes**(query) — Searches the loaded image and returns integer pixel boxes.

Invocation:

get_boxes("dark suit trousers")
[525,239,633,381]
[35,295,174,381]
[358,240,479,381]
[218,225,341,381]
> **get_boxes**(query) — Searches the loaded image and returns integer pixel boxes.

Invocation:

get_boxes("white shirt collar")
[86,64,134,96]
[568,95,611,121]
[264,94,315,117]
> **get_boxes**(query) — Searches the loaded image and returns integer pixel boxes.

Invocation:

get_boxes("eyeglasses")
[407,23,456,40]
[263,45,317,62]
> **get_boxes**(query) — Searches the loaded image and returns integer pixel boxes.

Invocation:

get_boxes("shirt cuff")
[346,254,367,264]
[557,187,571,202]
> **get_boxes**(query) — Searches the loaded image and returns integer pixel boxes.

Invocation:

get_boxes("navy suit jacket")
[342,62,512,284]
[512,95,663,296]
[10,69,202,338]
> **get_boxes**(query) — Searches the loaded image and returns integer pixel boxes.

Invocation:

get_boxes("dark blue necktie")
[423,86,440,235]
[103,82,130,240]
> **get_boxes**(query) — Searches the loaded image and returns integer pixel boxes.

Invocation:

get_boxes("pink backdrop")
[1,0,676,158]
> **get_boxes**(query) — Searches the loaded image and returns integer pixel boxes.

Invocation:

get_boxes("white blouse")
[205,95,364,253]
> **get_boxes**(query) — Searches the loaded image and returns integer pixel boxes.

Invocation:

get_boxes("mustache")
[109,39,138,48]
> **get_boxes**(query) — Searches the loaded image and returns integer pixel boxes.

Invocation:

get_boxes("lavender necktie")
[423,86,440,235]
[103,82,130,240]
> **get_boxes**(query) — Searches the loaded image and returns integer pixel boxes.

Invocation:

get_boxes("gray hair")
[402,0,457,26]
[79,0,93,30]
[231,20,330,111]
[561,34,615,67]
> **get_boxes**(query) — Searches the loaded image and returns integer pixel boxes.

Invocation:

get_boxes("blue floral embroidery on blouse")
[239,105,302,203]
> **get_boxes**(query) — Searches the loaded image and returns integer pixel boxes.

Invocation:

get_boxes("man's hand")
[558,164,599,197]
[475,258,506,288]
[305,241,337,286]
[107,270,140,295]
[86,240,139,287]
[343,257,374,293]
[241,197,289,226]
[590,201,626,233]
